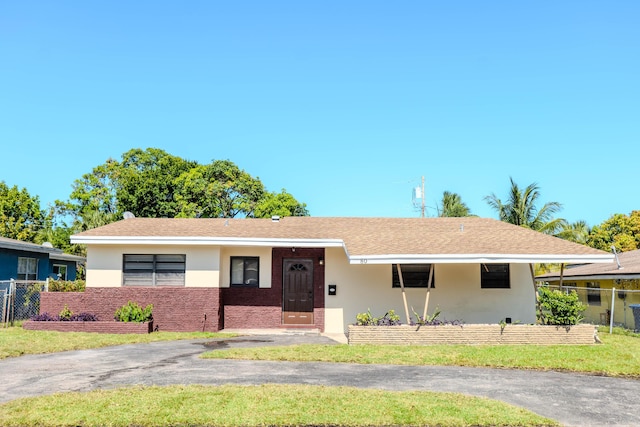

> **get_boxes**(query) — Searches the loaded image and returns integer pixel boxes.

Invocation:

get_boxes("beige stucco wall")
[85,245,221,288]
[323,247,537,334]
[219,247,272,288]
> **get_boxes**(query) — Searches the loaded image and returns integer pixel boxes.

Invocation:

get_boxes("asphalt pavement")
[1,334,639,427]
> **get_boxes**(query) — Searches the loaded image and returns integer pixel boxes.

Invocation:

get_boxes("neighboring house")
[51,216,614,334]
[0,236,84,282]
[536,249,640,326]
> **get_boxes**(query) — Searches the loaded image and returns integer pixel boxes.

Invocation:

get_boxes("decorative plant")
[30,313,57,321]
[355,309,401,326]
[537,286,585,326]
[70,313,99,321]
[58,305,73,321]
[412,307,442,325]
[49,280,86,292]
[30,311,98,321]
[114,301,153,323]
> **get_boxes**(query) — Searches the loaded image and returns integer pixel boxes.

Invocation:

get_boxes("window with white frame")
[230,257,259,286]
[52,264,68,280]
[123,254,186,286]
[17,257,38,280]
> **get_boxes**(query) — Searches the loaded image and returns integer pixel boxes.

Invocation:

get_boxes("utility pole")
[420,176,425,218]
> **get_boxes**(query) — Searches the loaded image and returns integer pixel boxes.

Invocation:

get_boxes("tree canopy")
[586,211,640,252]
[484,177,566,234]
[66,148,309,225]
[437,191,472,217]
[0,181,44,242]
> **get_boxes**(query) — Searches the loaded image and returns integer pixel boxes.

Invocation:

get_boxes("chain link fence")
[545,284,640,330]
[1,279,48,326]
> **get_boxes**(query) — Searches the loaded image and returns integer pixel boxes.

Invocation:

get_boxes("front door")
[282,258,314,325]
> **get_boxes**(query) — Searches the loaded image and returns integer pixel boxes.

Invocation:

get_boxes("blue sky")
[1,1,638,226]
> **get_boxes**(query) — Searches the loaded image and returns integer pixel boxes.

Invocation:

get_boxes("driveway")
[1,334,639,427]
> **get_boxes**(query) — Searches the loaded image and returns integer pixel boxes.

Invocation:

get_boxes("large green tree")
[66,148,309,227]
[437,191,471,217]
[484,177,566,234]
[254,189,309,218]
[0,181,44,242]
[174,160,265,218]
[587,211,640,252]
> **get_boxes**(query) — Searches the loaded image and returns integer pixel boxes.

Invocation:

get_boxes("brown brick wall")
[39,287,221,332]
[23,321,153,334]
[348,324,597,345]
[221,247,325,331]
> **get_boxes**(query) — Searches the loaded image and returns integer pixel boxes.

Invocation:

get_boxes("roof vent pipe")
[612,246,623,269]
[272,216,280,222]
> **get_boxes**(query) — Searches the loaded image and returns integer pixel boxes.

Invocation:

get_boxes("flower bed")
[23,320,154,334]
[347,324,598,345]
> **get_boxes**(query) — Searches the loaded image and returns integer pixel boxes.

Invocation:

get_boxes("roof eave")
[536,273,640,281]
[349,254,616,265]
[70,235,345,248]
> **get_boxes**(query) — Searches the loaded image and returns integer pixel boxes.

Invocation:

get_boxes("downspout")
[396,264,411,325]
[422,265,435,321]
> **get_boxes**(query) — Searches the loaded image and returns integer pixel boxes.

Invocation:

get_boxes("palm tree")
[555,220,591,244]
[438,191,471,217]
[484,177,566,234]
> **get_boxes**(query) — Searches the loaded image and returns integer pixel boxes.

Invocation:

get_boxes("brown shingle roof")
[537,249,640,280]
[72,217,611,263]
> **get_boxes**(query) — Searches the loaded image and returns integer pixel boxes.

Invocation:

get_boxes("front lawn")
[0,326,235,359]
[202,327,640,378]
[0,384,557,427]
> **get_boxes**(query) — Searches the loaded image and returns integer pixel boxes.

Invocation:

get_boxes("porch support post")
[396,264,411,325]
[530,264,544,324]
[559,263,565,290]
[422,265,434,321]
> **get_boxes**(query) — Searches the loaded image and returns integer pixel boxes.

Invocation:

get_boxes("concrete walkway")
[1,334,639,427]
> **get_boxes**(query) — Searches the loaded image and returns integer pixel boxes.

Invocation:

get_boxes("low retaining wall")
[348,324,598,345]
[23,321,153,334]
[40,287,221,332]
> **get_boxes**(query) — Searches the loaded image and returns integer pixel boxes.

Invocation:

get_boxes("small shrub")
[114,301,153,323]
[355,309,401,326]
[58,305,73,321]
[48,280,86,292]
[537,286,585,325]
[30,311,98,321]
[30,313,57,321]
[70,313,99,321]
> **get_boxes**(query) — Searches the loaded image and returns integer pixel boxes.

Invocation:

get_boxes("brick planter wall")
[23,321,153,334]
[39,287,221,332]
[348,324,598,345]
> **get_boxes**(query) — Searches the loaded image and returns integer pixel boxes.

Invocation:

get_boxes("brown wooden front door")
[282,258,314,325]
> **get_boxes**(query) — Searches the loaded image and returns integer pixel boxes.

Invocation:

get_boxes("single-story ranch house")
[38,216,613,334]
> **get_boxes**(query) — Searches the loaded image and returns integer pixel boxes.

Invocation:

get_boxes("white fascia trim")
[70,236,345,248]
[349,254,616,265]
[537,274,640,281]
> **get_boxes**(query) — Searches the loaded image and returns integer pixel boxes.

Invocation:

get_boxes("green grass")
[202,327,640,378]
[0,326,235,359]
[0,384,557,427]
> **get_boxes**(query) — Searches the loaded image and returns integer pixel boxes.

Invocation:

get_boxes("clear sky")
[1,1,638,226]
